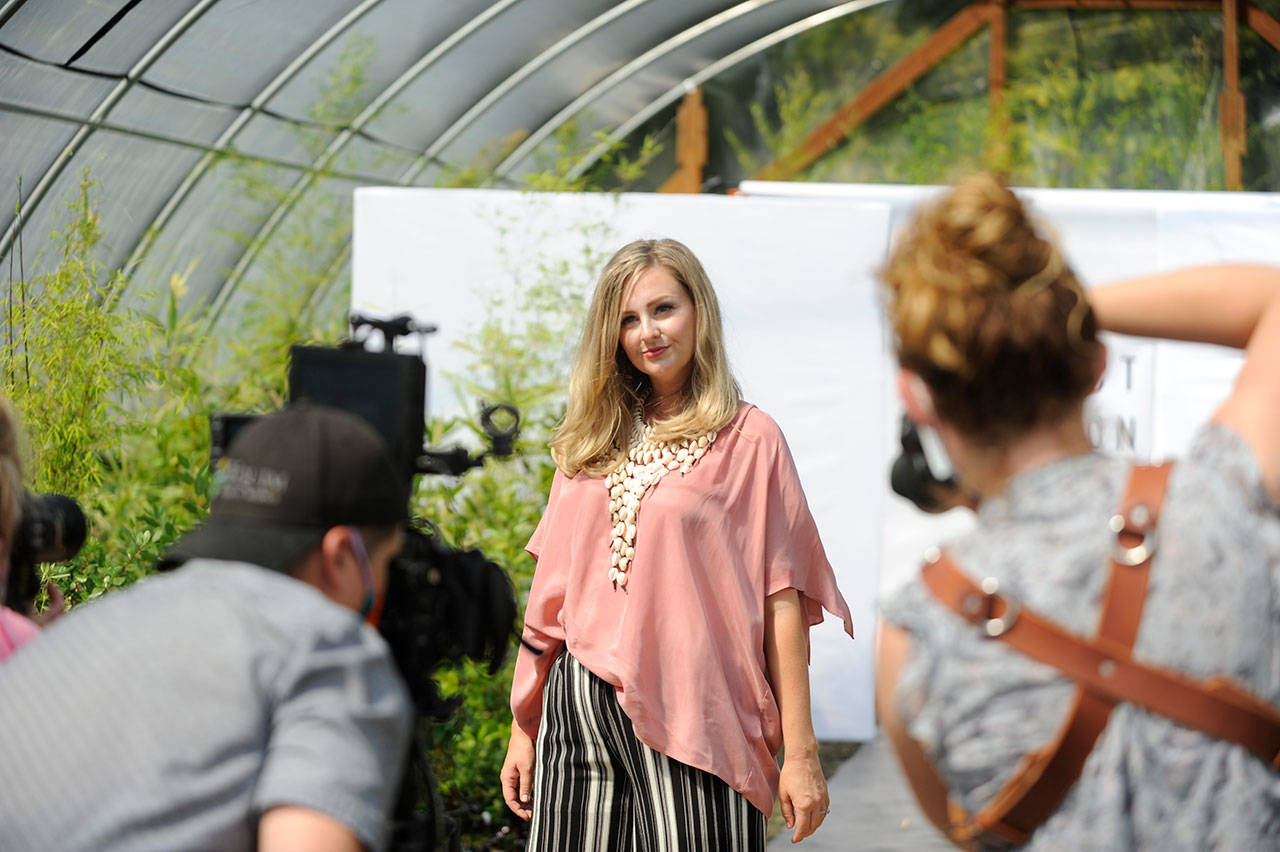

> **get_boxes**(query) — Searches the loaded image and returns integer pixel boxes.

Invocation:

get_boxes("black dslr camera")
[213,314,519,851]
[4,492,86,615]
[889,414,961,514]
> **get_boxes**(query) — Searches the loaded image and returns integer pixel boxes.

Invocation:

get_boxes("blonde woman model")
[501,238,854,850]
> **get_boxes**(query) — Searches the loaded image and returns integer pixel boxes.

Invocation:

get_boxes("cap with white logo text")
[161,403,409,573]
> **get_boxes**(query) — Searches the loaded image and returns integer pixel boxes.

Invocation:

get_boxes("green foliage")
[412,216,617,845]
[3,174,214,602]
[722,7,1272,191]
[207,41,381,414]
[1000,15,1224,189]
[725,68,835,176]
[6,173,132,496]
[2,33,633,850]
[522,117,665,193]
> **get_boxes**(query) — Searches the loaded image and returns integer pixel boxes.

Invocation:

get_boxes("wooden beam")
[754,2,993,181]
[753,0,1270,185]
[1222,0,1245,189]
[658,86,708,194]
[1245,2,1280,53]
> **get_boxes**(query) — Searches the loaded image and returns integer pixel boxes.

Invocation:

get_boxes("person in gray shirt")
[0,404,414,851]
[876,173,1280,850]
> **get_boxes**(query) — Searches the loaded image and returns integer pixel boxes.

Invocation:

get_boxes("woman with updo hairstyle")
[501,238,853,850]
[877,173,1280,849]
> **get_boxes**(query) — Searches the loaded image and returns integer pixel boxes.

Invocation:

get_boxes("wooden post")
[988,2,1009,164]
[1221,0,1246,190]
[658,87,708,194]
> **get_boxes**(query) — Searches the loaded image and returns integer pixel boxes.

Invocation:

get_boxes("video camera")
[212,313,520,851]
[212,314,519,479]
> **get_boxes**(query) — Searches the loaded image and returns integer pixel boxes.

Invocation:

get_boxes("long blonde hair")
[550,238,741,477]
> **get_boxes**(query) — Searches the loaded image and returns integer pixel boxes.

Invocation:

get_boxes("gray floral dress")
[882,424,1280,851]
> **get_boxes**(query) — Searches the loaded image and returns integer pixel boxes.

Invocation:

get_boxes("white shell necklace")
[604,408,717,589]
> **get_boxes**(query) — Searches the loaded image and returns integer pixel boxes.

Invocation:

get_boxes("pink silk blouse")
[511,403,854,816]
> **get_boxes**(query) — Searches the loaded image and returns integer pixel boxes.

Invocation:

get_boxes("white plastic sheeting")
[0,0,891,330]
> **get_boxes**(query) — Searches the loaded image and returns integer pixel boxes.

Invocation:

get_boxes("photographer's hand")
[1091,263,1280,503]
[29,581,66,627]
[501,721,536,821]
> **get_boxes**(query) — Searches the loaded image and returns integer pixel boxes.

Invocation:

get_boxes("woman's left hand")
[778,747,829,843]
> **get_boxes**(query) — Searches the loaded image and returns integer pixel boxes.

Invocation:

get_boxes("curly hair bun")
[882,173,1099,444]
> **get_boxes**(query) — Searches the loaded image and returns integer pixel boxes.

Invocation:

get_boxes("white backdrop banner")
[354,184,1280,742]
[740,181,1280,594]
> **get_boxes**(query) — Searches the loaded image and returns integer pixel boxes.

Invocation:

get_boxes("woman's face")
[619,265,697,398]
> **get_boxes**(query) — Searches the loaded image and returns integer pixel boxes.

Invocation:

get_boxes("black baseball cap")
[161,403,410,572]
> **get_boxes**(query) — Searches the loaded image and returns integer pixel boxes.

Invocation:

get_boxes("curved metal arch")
[493,0,784,179]
[566,0,894,180]
[201,0,524,332]
[0,0,219,265]
[112,0,387,303]
[0,0,30,30]
[0,96,415,183]
[397,0,656,185]
[298,236,354,332]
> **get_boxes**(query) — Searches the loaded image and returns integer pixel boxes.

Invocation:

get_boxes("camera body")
[211,313,519,684]
[4,492,86,615]
[890,415,960,514]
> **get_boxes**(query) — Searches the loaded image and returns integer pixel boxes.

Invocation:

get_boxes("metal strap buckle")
[1109,504,1158,567]
[962,576,1020,638]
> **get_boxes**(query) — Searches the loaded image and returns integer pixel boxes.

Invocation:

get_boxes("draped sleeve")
[754,414,855,640]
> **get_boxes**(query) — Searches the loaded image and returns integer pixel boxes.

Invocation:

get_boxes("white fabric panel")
[1150,207,1280,459]
[741,180,1280,598]
[353,189,890,740]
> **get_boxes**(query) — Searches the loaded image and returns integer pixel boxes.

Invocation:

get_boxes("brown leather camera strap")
[914,462,1280,848]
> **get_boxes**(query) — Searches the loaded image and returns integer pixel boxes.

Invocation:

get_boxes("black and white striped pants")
[528,651,766,852]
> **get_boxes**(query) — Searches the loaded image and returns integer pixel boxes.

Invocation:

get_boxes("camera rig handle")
[346,313,437,350]
[416,402,521,476]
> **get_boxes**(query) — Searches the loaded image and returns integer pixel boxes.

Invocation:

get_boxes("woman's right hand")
[500,722,536,820]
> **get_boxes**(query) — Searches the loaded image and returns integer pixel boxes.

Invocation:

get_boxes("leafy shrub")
[3,173,215,602]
